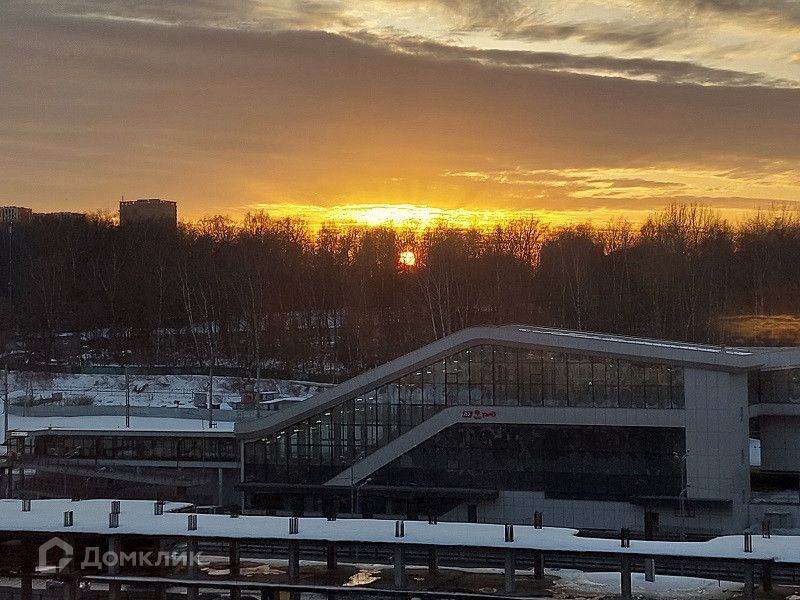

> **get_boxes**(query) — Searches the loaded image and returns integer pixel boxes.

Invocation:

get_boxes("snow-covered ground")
[2,500,799,564]
[550,568,742,599]
[5,371,327,410]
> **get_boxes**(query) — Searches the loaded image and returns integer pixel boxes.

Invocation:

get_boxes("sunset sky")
[1,0,799,226]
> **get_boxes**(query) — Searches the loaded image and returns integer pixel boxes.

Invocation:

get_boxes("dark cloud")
[649,0,800,28]
[409,0,686,50]
[371,35,794,87]
[0,7,798,215]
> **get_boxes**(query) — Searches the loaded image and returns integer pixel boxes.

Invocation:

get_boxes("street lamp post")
[356,477,372,516]
[673,450,690,541]
[340,451,365,517]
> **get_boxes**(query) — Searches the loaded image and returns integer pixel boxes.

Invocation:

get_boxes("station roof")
[236,325,800,439]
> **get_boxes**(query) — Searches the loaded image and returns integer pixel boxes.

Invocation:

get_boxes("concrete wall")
[8,403,255,422]
[683,369,751,531]
[444,491,643,531]
[759,415,800,471]
[749,502,800,532]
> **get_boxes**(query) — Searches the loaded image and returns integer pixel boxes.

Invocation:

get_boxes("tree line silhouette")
[2,203,799,376]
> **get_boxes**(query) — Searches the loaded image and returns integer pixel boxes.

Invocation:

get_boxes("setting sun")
[399,249,417,268]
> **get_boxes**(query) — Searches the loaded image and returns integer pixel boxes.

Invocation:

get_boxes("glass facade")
[32,434,237,462]
[244,344,685,485]
[749,369,800,404]
[370,424,685,501]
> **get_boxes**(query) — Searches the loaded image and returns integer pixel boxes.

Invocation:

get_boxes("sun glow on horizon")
[399,249,417,267]
[246,201,667,230]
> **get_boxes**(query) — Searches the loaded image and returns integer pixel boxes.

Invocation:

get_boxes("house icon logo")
[39,537,74,572]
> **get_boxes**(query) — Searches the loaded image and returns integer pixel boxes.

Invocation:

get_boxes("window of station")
[750,368,800,404]
[244,345,686,484]
[370,424,685,501]
[34,435,237,462]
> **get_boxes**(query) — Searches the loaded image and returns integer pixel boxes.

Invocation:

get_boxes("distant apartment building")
[0,206,33,225]
[119,198,177,228]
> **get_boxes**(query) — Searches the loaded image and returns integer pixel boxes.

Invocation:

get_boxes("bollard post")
[533,511,543,529]
[744,531,753,553]
[504,523,514,542]
[620,527,631,548]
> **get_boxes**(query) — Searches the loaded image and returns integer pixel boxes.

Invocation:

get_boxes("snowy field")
[4,371,328,410]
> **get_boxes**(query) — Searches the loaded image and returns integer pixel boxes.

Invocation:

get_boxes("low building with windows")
[3,418,240,505]
[235,326,800,536]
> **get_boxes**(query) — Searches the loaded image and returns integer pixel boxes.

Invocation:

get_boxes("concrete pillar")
[107,537,122,600]
[20,575,32,600]
[504,550,516,593]
[644,558,655,582]
[326,543,338,570]
[61,536,77,600]
[743,562,755,600]
[393,545,406,588]
[187,539,200,578]
[186,538,200,600]
[20,546,35,600]
[62,581,77,600]
[620,555,632,600]
[761,561,773,592]
[427,547,438,575]
[288,541,300,584]
[533,552,545,580]
[228,538,242,600]
[109,582,121,600]
[229,539,241,576]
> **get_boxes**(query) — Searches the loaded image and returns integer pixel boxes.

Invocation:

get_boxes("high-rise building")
[0,206,33,225]
[119,198,177,228]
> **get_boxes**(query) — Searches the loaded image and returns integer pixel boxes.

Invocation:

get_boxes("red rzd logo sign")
[462,409,496,419]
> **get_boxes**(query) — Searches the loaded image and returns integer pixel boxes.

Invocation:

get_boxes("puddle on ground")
[240,564,285,576]
[343,568,382,587]
[202,562,285,577]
